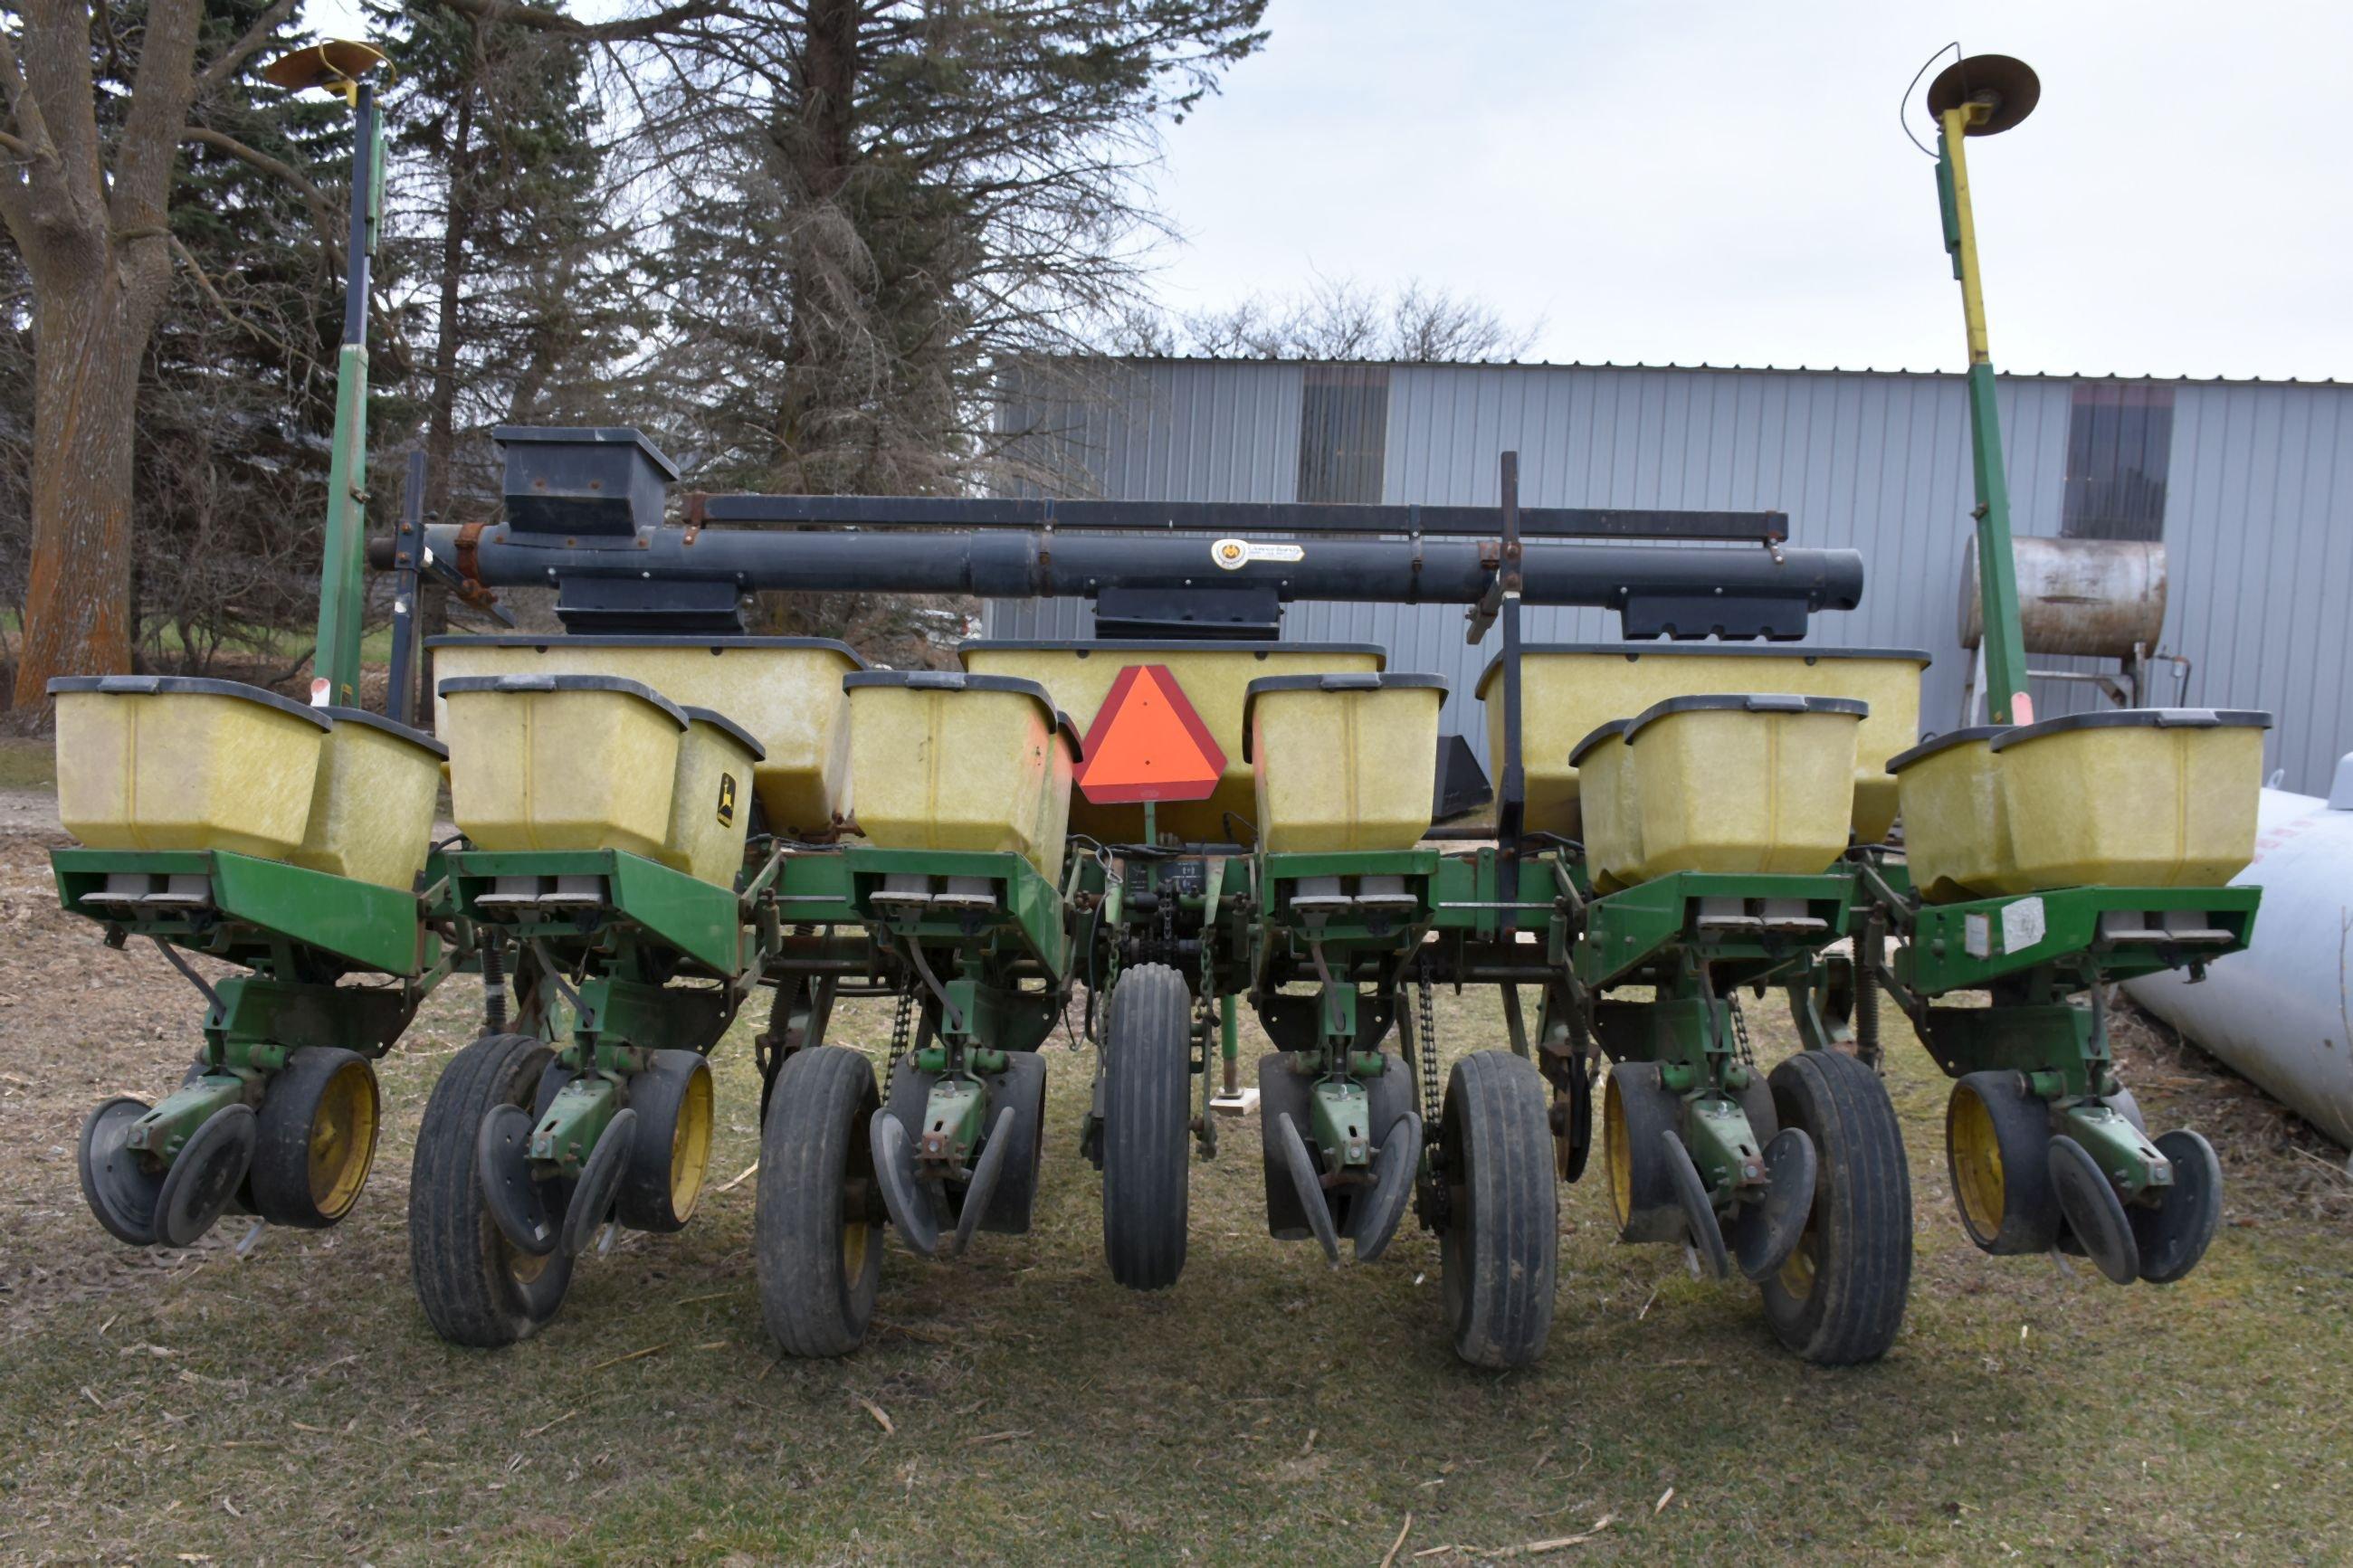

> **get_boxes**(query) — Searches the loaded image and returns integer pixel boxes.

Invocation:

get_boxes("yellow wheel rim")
[1604,1074,1634,1228]
[667,1062,716,1225]
[1778,1218,1819,1297]
[1947,1083,2007,1247]
[506,1242,554,1285]
[842,1216,870,1279]
[308,1060,380,1221]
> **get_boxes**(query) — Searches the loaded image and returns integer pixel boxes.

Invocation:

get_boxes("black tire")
[2133,1127,2223,1285]
[1946,1070,2061,1255]
[154,1104,256,1248]
[1101,964,1192,1290]
[1438,1051,1557,1369]
[1760,1050,1911,1365]
[757,1046,883,1357]
[1602,1062,1686,1243]
[1552,1053,1595,1184]
[409,1032,576,1347]
[80,1097,163,1246]
[252,1047,381,1229]
[618,1050,716,1233]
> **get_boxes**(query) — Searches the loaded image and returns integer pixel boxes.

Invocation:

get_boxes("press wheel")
[79,1097,164,1247]
[1946,1071,2062,1255]
[252,1048,381,1229]
[2133,1129,2222,1285]
[617,1050,716,1233]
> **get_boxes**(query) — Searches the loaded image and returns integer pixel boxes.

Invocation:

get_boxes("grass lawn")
[0,613,395,669]
[2,900,2348,1567]
[0,736,53,790]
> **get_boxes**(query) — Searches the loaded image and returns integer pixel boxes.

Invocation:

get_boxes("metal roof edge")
[995,353,2350,388]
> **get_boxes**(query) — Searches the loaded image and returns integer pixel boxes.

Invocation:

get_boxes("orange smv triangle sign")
[1075,664,1227,804]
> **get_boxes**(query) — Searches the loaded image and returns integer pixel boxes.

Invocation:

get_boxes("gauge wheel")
[1759,1050,1911,1365]
[1437,1050,1557,1369]
[757,1046,884,1356]
[1101,964,1192,1291]
[409,1032,575,1347]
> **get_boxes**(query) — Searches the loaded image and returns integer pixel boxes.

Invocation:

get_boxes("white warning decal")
[1210,537,1305,571]
[2000,896,2047,955]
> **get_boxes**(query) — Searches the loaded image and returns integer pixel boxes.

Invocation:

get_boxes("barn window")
[2061,382,2173,542]
[1297,365,1389,505]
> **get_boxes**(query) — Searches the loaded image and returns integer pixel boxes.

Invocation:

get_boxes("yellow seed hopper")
[1618,693,1866,879]
[1989,708,2271,889]
[51,675,331,860]
[1477,643,1928,842]
[1241,673,1447,852]
[438,673,686,857]
[427,634,862,836]
[844,670,1081,883]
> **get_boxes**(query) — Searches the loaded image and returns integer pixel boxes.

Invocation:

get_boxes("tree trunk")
[752,0,860,635]
[414,62,482,717]
[775,0,858,489]
[12,273,145,705]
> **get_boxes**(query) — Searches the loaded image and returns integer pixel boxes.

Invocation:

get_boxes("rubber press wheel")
[1759,1050,1912,1366]
[757,1045,884,1358]
[1603,1062,1687,1244]
[618,1050,716,1233]
[409,1032,575,1347]
[79,1097,165,1246]
[1101,964,1193,1291]
[252,1048,381,1230]
[1437,1050,1557,1370]
[1945,1071,2062,1256]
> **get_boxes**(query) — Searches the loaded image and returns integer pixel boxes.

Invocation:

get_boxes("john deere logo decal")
[717,774,738,826]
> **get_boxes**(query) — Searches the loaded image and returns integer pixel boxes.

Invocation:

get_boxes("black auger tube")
[415,523,1865,617]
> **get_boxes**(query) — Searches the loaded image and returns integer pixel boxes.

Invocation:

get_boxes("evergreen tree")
[366,0,645,521]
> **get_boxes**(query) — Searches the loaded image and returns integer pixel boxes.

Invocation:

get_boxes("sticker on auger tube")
[1211,537,1304,570]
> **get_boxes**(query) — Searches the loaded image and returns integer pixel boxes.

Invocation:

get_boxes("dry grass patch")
[0,832,2347,1563]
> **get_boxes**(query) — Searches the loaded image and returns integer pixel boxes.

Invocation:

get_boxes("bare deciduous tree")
[1119,275,1540,364]
[0,0,300,705]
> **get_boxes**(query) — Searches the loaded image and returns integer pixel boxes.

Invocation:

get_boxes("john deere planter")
[55,677,452,1249]
[42,46,2262,1373]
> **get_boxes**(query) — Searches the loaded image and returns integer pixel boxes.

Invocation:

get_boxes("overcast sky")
[304,0,2349,380]
[1145,0,2353,378]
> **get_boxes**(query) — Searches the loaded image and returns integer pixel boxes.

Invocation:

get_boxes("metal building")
[990,358,2353,795]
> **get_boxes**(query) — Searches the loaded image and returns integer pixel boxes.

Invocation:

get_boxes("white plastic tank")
[2123,754,2353,1151]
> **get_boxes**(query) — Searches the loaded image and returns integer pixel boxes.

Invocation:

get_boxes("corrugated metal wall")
[990,361,2352,794]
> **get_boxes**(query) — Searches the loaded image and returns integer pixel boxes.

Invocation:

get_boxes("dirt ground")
[1,808,2349,1565]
